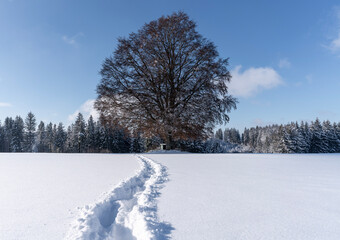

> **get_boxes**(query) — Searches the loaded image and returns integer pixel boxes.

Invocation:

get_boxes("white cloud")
[68,99,99,122]
[228,65,283,98]
[278,58,291,69]
[62,32,84,46]
[0,102,12,107]
[328,33,340,52]
[325,8,340,53]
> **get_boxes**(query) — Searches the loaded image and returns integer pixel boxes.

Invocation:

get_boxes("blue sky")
[0,0,339,131]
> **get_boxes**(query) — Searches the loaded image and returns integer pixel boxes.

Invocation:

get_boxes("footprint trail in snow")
[65,155,172,240]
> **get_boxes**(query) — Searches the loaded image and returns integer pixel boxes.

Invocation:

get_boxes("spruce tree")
[55,123,67,153]
[86,115,96,152]
[24,112,36,152]
[36,121,47,152]
[74,113,86,153]
[11,116,24,152]
[45,123,54,152]
[310,119,328,153]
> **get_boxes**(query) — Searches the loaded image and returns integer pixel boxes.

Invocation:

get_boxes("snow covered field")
[0,154,139,240]
[1,153,340,240]
[150,153,340,240]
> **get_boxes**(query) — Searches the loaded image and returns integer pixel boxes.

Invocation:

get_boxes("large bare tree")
[95,12,237,149]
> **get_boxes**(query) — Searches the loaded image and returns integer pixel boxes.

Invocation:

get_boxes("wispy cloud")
[62,32,84,47]
[68,99,99,122]
[328,33,340,52]
[278,58,291,69]
[228,65,283,98]
[0,102,12,107]
[325,7,340,53]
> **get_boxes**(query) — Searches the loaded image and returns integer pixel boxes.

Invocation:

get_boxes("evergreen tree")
[242,128,250,146]
[86,115,96,152]
[276,125,288,153]
[65,125,74,153]
[24,112,36,152]
[215,128,223,140]
[335,123,340,152]
[111,127,130,153]
[45,123,54,152]
[74,113,86,153]
[130,131,145,153]
[310,119,328,153]
[0,122,4,152]
[323,121,338,153]
[55,123,67,153]
[11,116,24,152]
[36,121,47,152]
[3,117,14,152]
[97,124,108,152]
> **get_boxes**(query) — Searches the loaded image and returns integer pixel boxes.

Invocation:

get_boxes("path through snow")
[66,155,173,240]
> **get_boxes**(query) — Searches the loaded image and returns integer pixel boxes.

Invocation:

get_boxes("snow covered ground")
[149,153,340,240]
[1,153,340,240]
[0,154,139,240]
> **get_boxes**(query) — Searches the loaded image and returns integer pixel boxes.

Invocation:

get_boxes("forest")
[218,119,340,153]
[0,111,339,153]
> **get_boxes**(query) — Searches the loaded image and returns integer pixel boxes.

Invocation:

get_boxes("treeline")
[1,112,339,154]
[215,119,340,153]
[0,112,148,153]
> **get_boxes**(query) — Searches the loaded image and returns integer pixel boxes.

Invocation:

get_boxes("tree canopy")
[95,11,237,149]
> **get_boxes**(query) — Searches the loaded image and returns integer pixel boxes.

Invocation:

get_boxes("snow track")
[65,155,172,240]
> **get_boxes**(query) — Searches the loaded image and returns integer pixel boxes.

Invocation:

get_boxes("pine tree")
[335,123,340,152]
[130,131,145,153]
[242,128,250,146]
[310,119,328,153]
[111,127,130,153]
[323,121,338,153]
[276,125,288,153]
[3,117,14,152]
[36,121,47,152]
[54,123,67,153]
[74,113,86,153]
[24,112,36,152]
[65,125,74,152]
[11,116,24,152]
[97,124,108,152]
[45,123,54,152]
[0,121,5,152]
[215,128,223,140]
[86,115,96,152]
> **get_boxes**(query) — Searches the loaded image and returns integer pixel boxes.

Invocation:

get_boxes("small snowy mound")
[65,156,172,240]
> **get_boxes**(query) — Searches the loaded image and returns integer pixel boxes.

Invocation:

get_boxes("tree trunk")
[166,131,173,150]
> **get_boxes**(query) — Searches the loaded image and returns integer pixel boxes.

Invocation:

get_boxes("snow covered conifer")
[24,112,36,152]
[0,122,4,152]
[11,116,25,152]
[215,128,223,140]
[323,121,338,153]
[36,121,47,152]
[86,115,96,152]
[310,119,328,153]
[55,123,67,153]
[130,131,145,153]
[74,113,86,153]
[45,123,54,152]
